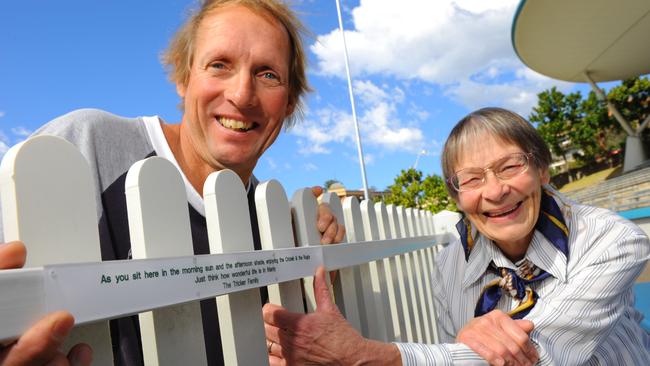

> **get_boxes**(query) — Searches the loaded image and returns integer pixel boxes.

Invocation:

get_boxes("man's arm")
[0,241,93,366]
[263,266,538,366]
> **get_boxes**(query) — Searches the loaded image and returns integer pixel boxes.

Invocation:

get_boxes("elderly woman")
[263,107,650,365]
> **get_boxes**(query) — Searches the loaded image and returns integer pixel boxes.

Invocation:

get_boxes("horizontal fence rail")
[0,135,460,365]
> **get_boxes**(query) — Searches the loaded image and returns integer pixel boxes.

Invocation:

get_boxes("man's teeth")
[218,117,254,131]
[485,203,520,217]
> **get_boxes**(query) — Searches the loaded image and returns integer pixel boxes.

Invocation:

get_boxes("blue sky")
[0,0,605,195]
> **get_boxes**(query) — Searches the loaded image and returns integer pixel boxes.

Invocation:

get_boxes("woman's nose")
[482,170,508,201]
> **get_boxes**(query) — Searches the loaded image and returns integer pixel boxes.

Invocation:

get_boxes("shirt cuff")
[394,342,487,365]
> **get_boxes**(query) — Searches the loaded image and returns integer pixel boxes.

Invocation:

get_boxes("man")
[0,1,344,365]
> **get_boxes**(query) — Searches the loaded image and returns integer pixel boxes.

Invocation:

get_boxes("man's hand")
[0,241,93,366]
[262,266,401,366]
[456,310,538,366]
[311,186,345,245]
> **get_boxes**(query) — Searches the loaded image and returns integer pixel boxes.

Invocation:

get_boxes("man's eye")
[209,62,226,70]
[262,72,277,79]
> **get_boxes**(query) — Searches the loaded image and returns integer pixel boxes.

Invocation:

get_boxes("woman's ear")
[540,168,551,185]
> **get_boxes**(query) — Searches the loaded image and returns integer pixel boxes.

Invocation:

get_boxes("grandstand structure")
[564,167,650,212]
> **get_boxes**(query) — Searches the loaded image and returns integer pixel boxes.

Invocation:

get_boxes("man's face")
[177,5,294,180]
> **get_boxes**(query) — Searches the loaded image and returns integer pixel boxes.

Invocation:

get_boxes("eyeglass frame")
[446,152,535,193]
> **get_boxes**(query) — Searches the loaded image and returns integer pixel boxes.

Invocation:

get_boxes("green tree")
[381,168,456,213]
[608,76,650,139]
[529,87,582,167]
[323,179,341,189]
[573,90,624,163]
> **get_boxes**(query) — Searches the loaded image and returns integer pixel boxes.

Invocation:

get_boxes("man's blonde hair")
[162,0,310,127]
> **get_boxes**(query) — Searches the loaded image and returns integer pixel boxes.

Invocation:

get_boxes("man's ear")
[284,97,296,118]
[176,82,187,99]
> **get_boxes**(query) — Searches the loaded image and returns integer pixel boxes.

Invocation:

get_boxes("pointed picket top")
[125,157,207,366]
[204,169,267,366]
[255,180,303,313]
[0,135,113,363]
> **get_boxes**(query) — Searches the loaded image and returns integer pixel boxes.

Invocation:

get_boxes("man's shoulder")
[35,108,145,141]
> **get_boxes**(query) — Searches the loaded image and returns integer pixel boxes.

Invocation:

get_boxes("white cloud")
[445,68,575,115]
[291,79,424,155]
[304,163,318,171]
[0,141,9,155]
[11,127,31,138]
[266,157,278,170]
[311,0,575,111]
[0,111,5,118]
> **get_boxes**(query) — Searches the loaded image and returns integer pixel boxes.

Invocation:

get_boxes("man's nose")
[225,71,257,108]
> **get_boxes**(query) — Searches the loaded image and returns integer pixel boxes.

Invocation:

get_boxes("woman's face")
[453,134,550,261]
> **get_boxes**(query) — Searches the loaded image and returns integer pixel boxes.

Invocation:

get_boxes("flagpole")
[335,0,370,200]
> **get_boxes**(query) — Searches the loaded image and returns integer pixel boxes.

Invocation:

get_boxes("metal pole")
[583,71,635,136]
[335,0,370,200]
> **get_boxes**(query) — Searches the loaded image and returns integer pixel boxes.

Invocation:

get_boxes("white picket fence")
[0,135,460,365]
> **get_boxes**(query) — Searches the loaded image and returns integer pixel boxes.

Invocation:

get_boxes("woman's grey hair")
[441,107,552,198]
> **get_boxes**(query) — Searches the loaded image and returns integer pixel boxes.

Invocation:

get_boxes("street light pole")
[335,0,370,200]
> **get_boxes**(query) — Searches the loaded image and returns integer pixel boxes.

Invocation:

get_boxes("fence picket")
[374,203,404,341]
[321,192,363,332]
[359,200,390,342]
[125,157,207,366]
[0,136,113,364]
[204,170,267,366]
[255,180,304,313]
[290,188,322,312]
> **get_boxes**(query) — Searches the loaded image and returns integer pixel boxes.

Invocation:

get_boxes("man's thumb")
[313,266,336,312]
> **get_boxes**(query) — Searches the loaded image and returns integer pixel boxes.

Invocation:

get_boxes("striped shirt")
[396,188,650,365]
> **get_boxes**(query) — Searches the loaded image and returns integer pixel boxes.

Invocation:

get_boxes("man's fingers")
[334,224,346,243]
[500,319,536,365]
[514,319,535,334]
[2,311,74,365]
[0,241,27,269]
[317,203,333,233]
[262,303,302,331]
[320,221,338,244]
[310,186,324,198]
[67,343,93,366]
[313,266,337,312]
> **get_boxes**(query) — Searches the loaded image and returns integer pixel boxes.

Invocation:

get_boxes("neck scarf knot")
[456,189,569,319]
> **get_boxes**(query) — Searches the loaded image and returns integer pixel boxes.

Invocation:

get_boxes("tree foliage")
[323,179,341,189]
[381,168,456,213]
[528,77,650,168]
[608,77,650,138]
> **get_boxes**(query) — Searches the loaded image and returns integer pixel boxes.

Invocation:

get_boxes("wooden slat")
[204,170,267,366]
[0,136,113,364]
[126,157,207,366]
[321,192,362,332]
[255,180,304,313]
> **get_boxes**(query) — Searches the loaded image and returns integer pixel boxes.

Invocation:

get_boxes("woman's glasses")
[448,152,533,192]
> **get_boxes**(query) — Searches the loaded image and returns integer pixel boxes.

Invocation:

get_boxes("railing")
[0,136,460,365]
